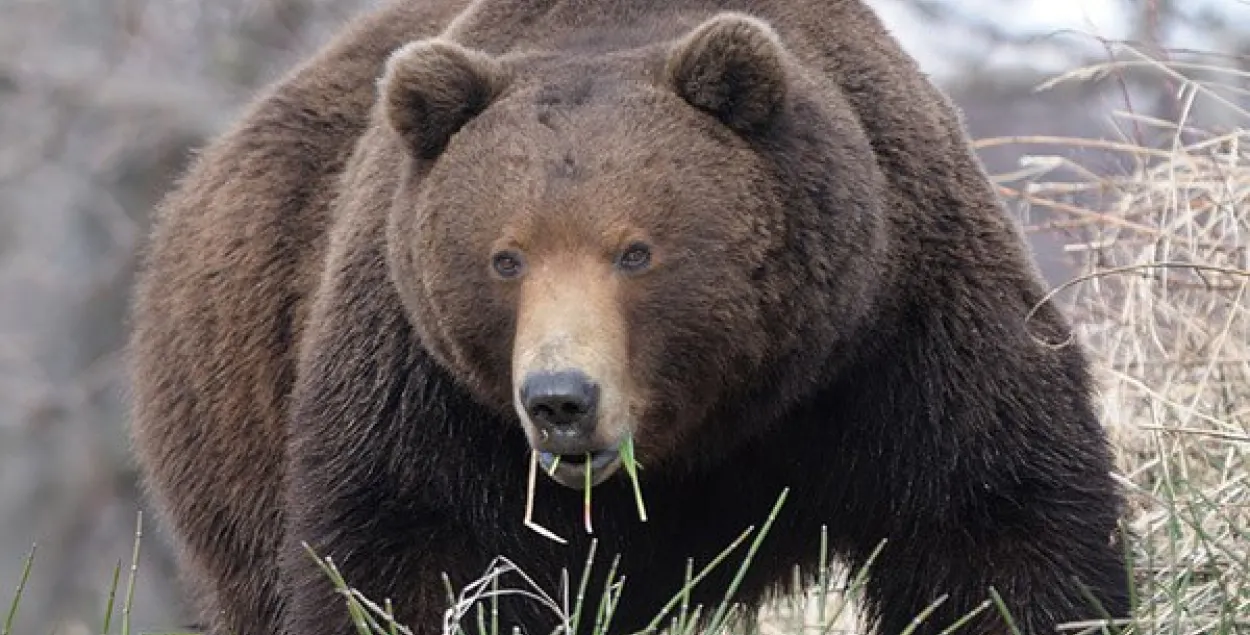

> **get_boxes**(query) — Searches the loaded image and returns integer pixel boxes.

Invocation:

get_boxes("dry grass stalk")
[985,43,1249,634]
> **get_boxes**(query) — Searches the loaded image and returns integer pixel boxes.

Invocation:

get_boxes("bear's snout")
[510,257,636,488]
[520,369,600,444]
[518,368,625,488]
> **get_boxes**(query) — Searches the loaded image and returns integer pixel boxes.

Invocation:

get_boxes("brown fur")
[128,2,473,629]
[129,2,1130,635]
[512,254,635,453]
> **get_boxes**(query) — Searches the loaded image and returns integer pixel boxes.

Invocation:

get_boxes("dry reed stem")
[989,45,1248,631]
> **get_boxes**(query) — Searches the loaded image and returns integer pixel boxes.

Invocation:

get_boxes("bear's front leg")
[841,482,1131,635]
[278,498,482,635]
[279,494,580,635]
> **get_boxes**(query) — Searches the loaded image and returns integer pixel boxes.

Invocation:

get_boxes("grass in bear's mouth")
[618,437,648,522]
[523,437,648,544]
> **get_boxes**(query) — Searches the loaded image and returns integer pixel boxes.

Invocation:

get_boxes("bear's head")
[380,13,885,489]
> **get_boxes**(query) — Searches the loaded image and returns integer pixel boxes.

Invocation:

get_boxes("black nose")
[521,370,599,434]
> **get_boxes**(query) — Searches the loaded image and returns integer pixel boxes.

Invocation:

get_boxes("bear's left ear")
[664,13,788,134]
[380,39,511,160]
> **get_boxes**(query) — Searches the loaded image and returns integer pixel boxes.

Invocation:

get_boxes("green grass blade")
[636,522,757,635]
[3,544,35,635]
[988,587,1024,635]
[704,488,790,635]
[619,437,648,522]
[102,558,123,635]
[569,539,598,635]
[897,595,948,635]
[934,599,991,635]
[122,512,144,635]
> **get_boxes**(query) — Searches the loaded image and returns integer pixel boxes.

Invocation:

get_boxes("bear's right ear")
[665,13,788,135]
[380,39,510,160]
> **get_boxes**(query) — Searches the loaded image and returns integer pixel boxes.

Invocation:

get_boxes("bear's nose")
[520,370,599,436]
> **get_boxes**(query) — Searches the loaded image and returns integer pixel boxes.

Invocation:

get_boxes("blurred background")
[0,0,1246,633]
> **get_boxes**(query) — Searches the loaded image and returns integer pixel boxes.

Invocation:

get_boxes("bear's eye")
[616,242,652,273]
[491,251,525,279]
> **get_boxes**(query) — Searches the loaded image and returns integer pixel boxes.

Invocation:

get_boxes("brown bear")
[127,1,1131,634]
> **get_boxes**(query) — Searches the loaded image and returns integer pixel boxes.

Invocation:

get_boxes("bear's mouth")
[537,448,622,490]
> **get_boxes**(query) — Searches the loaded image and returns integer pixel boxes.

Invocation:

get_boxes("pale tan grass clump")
[983,45,1249,634]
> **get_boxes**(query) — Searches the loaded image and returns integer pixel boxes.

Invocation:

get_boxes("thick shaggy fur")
[128,1,1131,635]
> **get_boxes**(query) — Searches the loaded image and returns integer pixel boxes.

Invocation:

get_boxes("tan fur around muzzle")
[511,257,635,449]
